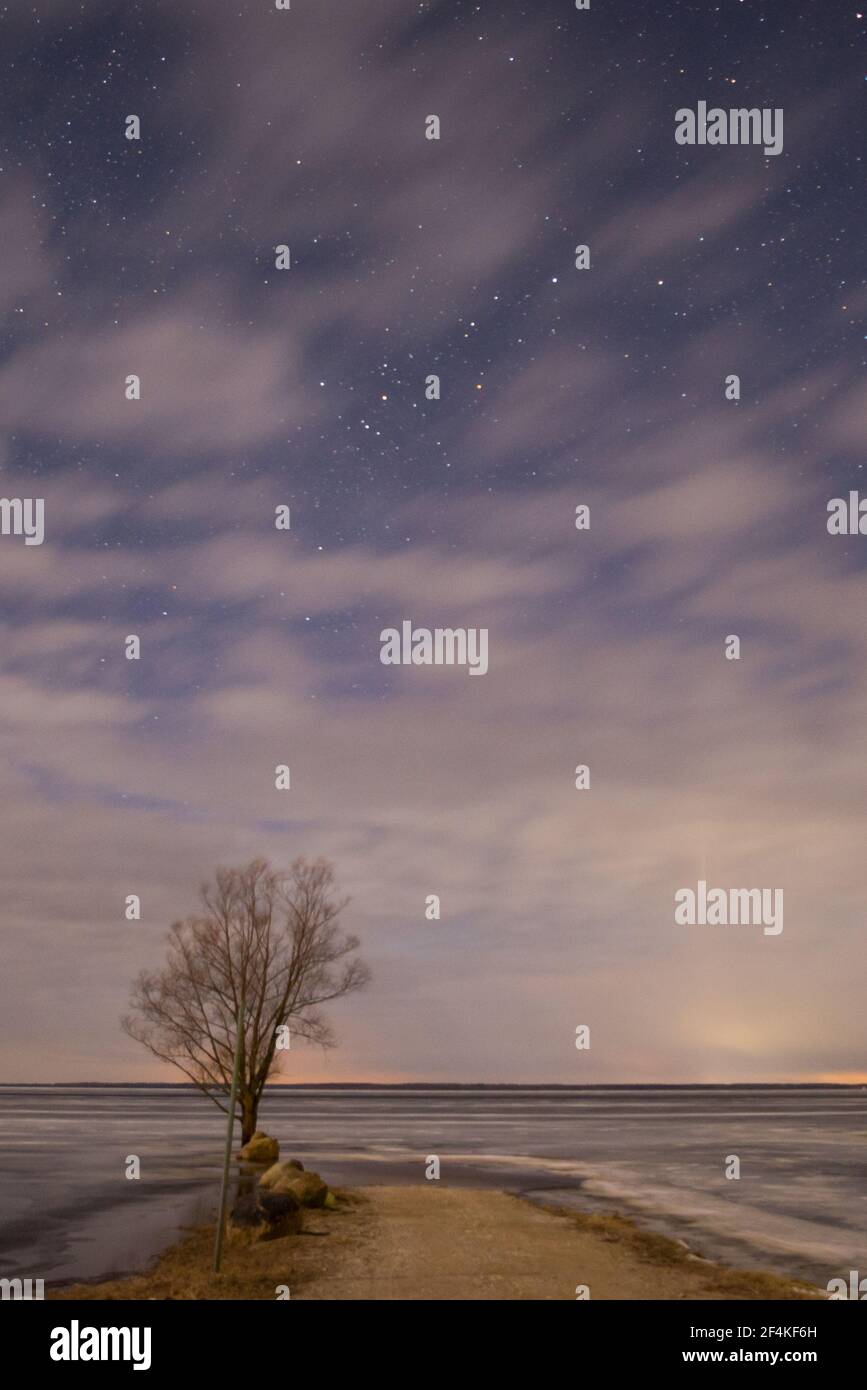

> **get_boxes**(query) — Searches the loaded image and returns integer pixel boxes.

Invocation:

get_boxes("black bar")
[8,1297,862,1375]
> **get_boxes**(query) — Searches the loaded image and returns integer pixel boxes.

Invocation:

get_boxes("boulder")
[228,1193,264,1229]
[237,1131,279,1164]
[257,1189,304,1240]
[260,1159,305,1191]
[229,1188,303,1242]
[287,1170,329,1208]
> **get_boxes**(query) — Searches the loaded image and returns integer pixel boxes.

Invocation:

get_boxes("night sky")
[0,0,864,1083]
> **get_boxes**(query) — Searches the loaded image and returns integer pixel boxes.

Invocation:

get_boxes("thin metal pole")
[212,991,245,1274]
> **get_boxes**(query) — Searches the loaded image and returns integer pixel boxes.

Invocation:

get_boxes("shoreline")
[47,1186,824,1302]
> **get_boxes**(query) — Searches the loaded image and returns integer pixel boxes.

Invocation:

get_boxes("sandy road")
[294,1186,714,1300]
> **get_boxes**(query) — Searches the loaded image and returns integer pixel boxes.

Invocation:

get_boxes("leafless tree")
[123,857,369,1144]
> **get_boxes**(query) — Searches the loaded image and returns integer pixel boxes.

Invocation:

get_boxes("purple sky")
[0,1,864,1084]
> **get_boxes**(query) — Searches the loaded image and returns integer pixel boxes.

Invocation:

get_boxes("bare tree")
[123,857,369,1144]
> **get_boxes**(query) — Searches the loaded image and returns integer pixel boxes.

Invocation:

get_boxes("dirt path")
[295,1187,619,1299]
[291,1186,787,1301]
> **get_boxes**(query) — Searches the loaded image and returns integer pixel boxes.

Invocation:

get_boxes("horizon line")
[2,1079,865,1090]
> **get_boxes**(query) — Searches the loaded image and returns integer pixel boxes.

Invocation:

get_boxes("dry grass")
[543,1205,823,1300]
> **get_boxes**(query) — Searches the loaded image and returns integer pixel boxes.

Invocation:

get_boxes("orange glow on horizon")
[812,1072,867,1086]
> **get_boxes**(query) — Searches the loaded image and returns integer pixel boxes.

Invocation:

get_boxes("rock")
[257,1189,303,1240]
[287,1170,329,1208]
[237,1131,279,1164]
[228,1193,265,1229]
[260,1159,305,1191]
[229,1188,303,1242]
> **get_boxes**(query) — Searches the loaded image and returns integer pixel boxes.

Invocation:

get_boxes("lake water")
[1,1085,865,1289]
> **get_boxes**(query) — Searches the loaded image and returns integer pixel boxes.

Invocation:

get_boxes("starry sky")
[0,0,864,1084]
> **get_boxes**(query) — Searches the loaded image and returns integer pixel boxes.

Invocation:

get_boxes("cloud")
[0,290,317,455]
[2,437,867,1082]
[0,0,862,1085]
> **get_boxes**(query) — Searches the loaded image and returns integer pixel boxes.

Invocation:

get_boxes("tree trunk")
[240,1090,258,1146]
